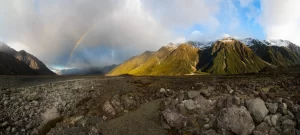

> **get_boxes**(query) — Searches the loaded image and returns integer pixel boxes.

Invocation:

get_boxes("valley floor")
[0,74,300,135]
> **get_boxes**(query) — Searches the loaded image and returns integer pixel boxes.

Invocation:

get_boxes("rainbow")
[68,24,96,63]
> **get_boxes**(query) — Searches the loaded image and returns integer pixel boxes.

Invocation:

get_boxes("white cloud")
[259,0,300,45]
[0,0,173,67]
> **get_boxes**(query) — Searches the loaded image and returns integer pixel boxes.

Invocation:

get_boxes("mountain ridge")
[108,37,300,76]
[0,42,55,75]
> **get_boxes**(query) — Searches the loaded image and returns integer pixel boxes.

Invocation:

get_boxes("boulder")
[216,106,255,135]
[161,109,188,129]
[183,96,214,112]
[246,98,269,123]
[110,95,124,113]
[121,94,136,110]
[102,100,116,116]
[252,122,270,135]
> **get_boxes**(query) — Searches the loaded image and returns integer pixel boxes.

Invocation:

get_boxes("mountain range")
[108,37,300,76]
[0,42,55,75]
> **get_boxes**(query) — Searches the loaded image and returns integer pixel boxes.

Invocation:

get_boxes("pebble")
[204,124,210,129]
[6,126,11,132]
[3,100,8,106]
[11,127,16,132]
[1,121,8,127]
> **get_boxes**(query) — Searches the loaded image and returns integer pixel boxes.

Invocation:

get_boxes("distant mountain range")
[0,42,55,75]
[54,64,117,75]
[108,37,300,76]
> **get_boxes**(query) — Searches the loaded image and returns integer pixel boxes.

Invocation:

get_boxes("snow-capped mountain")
[187,41,215,49]
[240,38,297,47]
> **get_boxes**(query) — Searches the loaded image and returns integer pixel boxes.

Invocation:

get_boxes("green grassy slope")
[249,41,300,66]
[198,39,267,74]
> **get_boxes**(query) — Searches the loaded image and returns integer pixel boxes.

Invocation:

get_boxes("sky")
[0,0,299,69]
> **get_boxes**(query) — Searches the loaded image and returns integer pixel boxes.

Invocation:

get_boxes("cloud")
[258,0,300,44]
[0,0,173,67]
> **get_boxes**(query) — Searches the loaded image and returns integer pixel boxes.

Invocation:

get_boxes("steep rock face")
[198,38,267,74]
[15,50,55,75]
[0,43,55,75]
[0,52,37,75]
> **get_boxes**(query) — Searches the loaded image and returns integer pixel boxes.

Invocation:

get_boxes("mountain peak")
[219,37,236,43]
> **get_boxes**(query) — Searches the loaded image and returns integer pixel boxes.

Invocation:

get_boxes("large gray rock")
[216,106,255,135]
[161,109,188,129]
[246,98,269,123]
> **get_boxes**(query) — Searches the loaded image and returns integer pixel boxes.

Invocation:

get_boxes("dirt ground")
[0,75,300,135]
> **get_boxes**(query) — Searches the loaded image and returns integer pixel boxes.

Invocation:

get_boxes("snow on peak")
[240,38,295,47]
[165,43,178,51]
[263,39,291,47]
[220,37,235,43]
[188,41,214,49]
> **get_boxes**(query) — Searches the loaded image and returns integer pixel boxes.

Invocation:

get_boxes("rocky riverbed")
[0,75,300,135]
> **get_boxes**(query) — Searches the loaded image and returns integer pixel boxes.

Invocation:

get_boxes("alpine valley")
[108,37,300,76]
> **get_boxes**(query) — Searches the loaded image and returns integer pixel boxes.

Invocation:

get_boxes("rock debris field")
[0,75,300,135]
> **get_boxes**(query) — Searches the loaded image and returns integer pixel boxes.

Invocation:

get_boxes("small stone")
[266,103,278,114]
[184,99,198,110]
[21,129,25,132]
[278,103,288,115]
[287,111,294,119]
[159,88,166,93]
[11,127,16,132]
[1,121,8,127]
[24,105,29,110]
[102,115,108,121]
[204,124,210,129]
[282,128,295,135]
[271,115,279,126]
[6,126,11,132]
[276,98,283,103]
[282,119,295,129]
[269,127,280,135]
[253,122,270,135]
[264,115,272,126]
[3,100,8,106]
